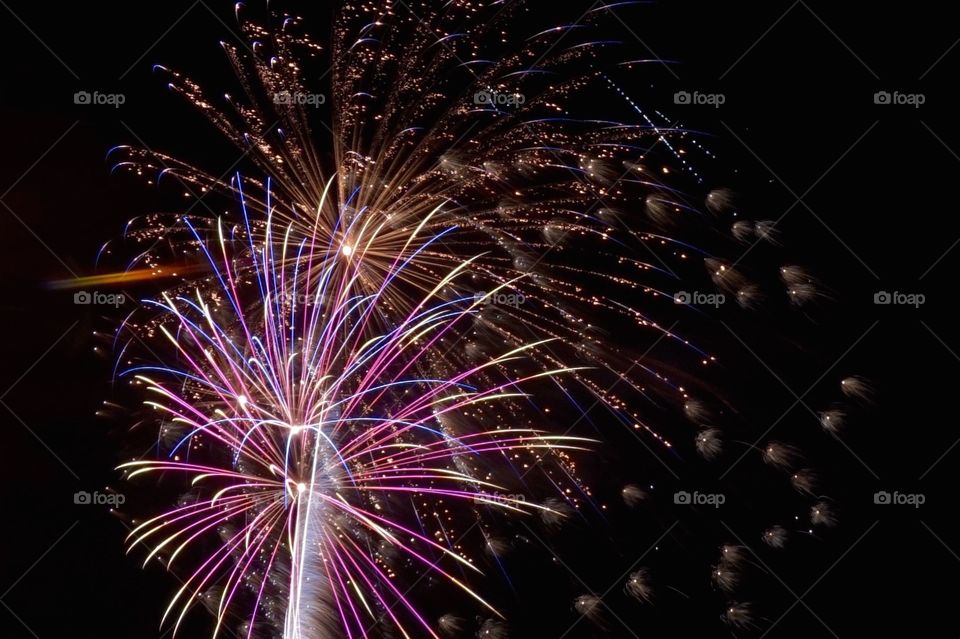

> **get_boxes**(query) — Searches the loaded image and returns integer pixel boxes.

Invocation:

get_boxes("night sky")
[1,2,958,637]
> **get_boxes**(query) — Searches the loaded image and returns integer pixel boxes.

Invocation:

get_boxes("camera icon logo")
[873,491,891,505]
[674,291,691,305]
[274,91,292,105]
[74,291,92,305]
[74,91,92,105]
[673,490,691,504]
[873,91,891,105]
[873,291,891,305]
[74,491,92,504]
[674,91,691,105]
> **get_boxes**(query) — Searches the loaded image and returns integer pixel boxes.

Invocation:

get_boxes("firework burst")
[109,0,733,424]
[118,195,591,638]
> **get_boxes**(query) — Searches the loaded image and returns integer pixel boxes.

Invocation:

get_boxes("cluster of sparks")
[120,195,590,638]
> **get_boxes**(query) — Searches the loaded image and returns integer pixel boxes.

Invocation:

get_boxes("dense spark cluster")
[120,200,590,638]
[91,1,875,636]
[110,0,731,429]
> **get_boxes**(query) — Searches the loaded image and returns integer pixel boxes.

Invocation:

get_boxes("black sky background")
[1,1,958,637]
